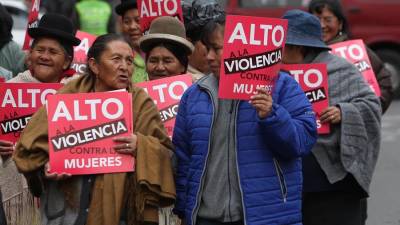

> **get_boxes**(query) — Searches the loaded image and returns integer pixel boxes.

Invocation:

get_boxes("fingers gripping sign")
[0,140,14,157]
[249,87,273,119]
[320,106,341,124]
[44,163,72,181]
[113,133,138,157]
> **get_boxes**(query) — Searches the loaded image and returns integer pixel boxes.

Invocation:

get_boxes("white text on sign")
[140,0,178,17]
[1,88,57,108]
[228,23,285,47]
[51,98,124,121]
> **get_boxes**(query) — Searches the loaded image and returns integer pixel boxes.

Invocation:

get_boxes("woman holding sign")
[139,16,194,81]
[173,15,318,225]
[281,10,381,225]
[1,13,81,225]
[14,33,175,225]
[308,0,394,113]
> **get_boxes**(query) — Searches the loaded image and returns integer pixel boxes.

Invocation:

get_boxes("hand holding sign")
[249,87,273,119]
[113,133,138,157]
[0,140,14,157]
[44,163,72,181]
[320,106,341,124]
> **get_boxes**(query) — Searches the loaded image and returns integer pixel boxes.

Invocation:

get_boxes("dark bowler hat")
[28,13,81,46]
[115,0,137,16]
[282,9,330,50]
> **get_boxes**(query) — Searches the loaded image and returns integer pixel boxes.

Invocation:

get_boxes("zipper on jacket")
[233,102,249,225]
[191,89,216,225]
[273,158,287,203]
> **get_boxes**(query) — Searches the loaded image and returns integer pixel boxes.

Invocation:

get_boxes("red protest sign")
[330,39,381,96]
[219,15,287,100]
[136,74,192,136]
[0,83,62,143]
[0,77,4,83]
[23,0,41,50]
[282,64,330,134]
[47,91,134,175]
[72,31,97,74]
[138,0,183,34]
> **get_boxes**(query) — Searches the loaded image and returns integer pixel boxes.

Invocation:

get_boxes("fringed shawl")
[13,75,176,224]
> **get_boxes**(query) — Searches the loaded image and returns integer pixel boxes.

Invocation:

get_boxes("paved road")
[367,100,400,225]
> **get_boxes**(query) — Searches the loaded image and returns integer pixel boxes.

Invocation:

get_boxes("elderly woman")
[13,33,175,225]
[281,10,381,225]
[0,13,81,225]
[139,16,194,81]
[308,0,393,113]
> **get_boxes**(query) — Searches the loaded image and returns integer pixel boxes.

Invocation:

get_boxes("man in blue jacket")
[172,15,318,225]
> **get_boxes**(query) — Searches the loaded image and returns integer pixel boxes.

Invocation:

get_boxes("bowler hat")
[139,16,194,54]
[28,13,81,46]
[115,0,137,16]
[282,9,330,50]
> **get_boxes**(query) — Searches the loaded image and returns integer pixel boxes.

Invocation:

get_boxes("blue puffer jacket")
[173,72,317,225]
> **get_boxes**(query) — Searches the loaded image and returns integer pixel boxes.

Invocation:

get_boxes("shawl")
[8,70,78,84]
[1,70,48,225]
[307,50,381,194]
[328,33,394,113]
[13,74,176,224]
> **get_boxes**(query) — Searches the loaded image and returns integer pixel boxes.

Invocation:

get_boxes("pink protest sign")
[136,74,192,136]
[72,31,97,74]
[0,83,62,143]
[282,64,330,134]
[219,15,287,100]
[47,92,134,175]
[138,0,183,34]
[330,39,381,96]
[23,0,41,50]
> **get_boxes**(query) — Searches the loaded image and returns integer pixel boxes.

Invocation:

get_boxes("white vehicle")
[1,0,28,47]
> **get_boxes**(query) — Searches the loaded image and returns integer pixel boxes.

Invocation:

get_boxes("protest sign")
[23,0,41,50]
[138,0,183,34]
[136,74,191,136]
[0,77,4,83]
[219,15,287,100]
[47,91,134,175]
[0,83,62,143]
[72,31,97,74]
[330,39,381,96]
[282,64,330,134]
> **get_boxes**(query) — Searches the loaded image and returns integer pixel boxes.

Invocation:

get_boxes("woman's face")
[29,38,71,83]
[206,25,224,78]
[312,7,343,43]
[146,46,186,80]
[282,45,305,64]
[189,40,210,74]
[90,40,134,92]
[121,9,142,50]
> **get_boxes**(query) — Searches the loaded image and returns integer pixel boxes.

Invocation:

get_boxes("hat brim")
[139,34,194,54]
[28,27,81,46]
[286,32,331,50]
[115,2,137,15]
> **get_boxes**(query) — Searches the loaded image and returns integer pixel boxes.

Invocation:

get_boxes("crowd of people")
[0,0,392,225]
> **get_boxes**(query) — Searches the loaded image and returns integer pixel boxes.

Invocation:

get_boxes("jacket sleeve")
[171,91,191,218]
[367,47,393,114]
[258,75,318,160]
